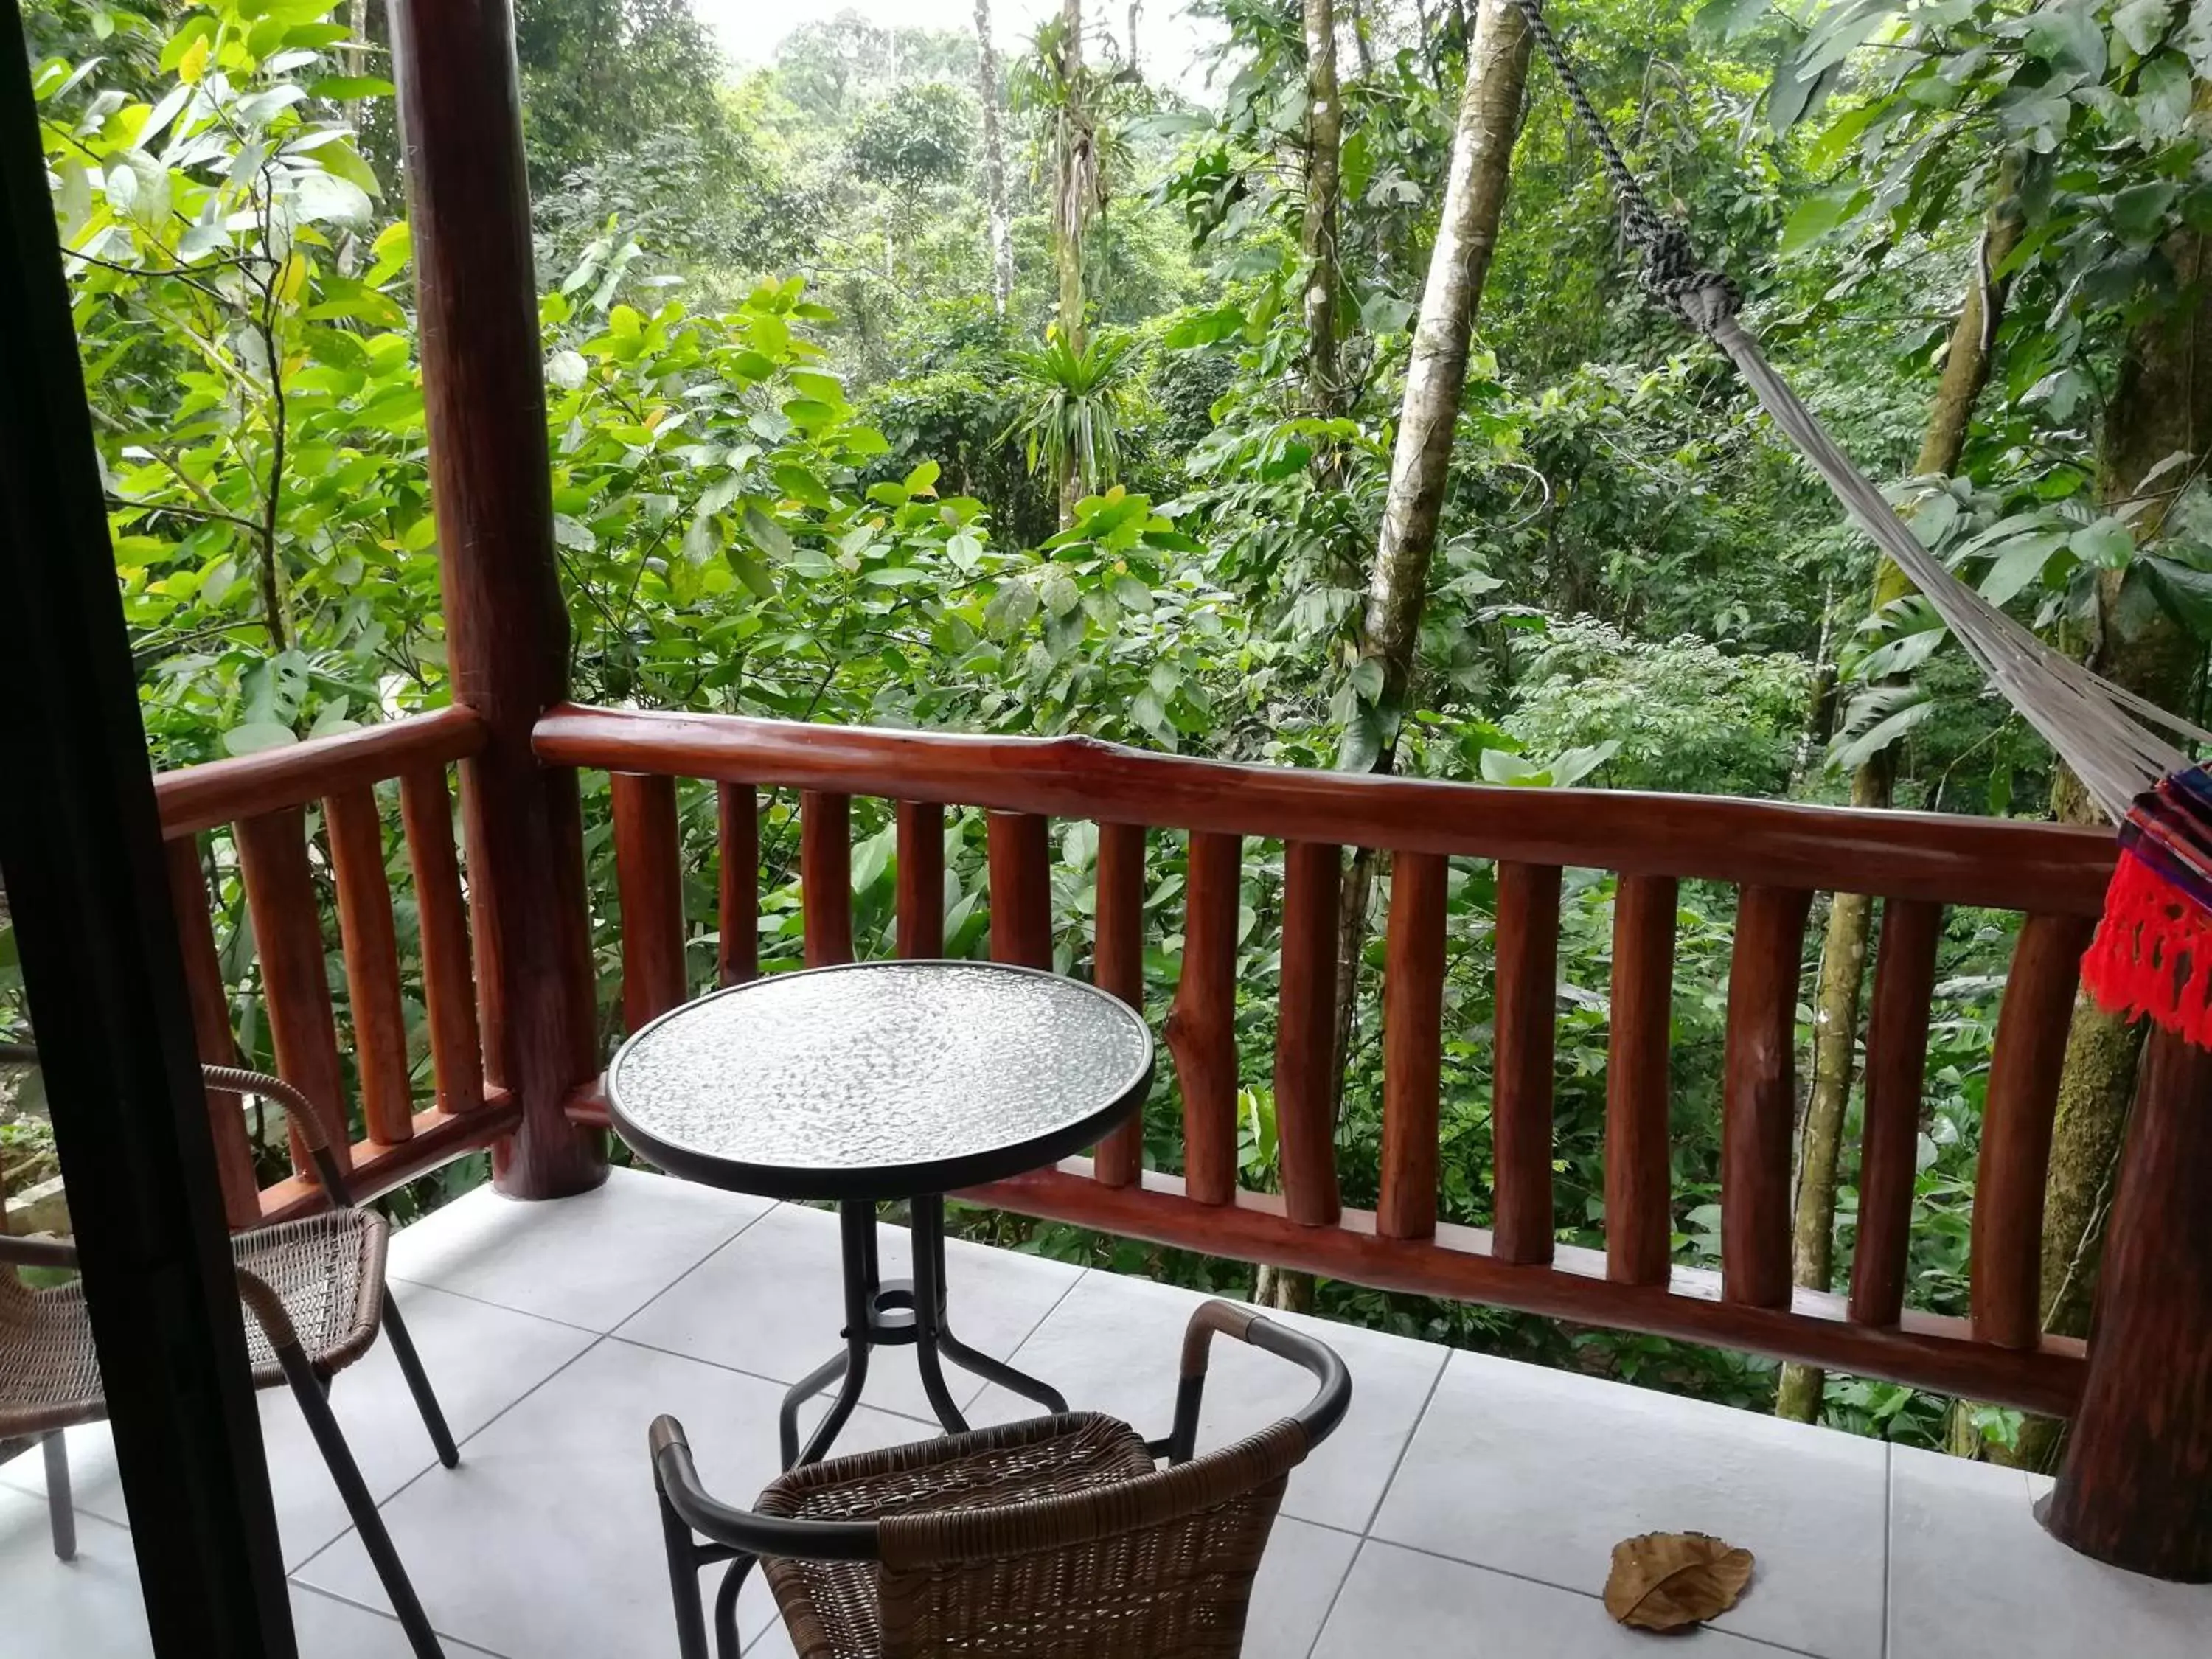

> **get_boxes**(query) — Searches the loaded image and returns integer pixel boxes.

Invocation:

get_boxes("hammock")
[1506,0,2212,1047]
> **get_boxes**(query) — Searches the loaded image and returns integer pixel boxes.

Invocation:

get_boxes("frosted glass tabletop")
[605,961,1155,1200]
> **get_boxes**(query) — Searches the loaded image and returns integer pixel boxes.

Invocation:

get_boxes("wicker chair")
[0,1065,455,1659]
[650,1298,1352,1659]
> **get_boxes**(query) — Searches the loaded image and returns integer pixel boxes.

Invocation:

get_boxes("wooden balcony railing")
[534,701,2124,1419]
[133,695,2209,1575]
[153,706,515,1224]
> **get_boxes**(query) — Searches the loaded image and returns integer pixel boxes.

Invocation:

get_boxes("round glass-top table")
[607,960,1155,1467]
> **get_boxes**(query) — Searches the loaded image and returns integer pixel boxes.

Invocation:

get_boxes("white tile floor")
[4,1164,2209,1657]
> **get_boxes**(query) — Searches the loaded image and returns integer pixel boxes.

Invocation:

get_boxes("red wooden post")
[800,792,854,967]
[2045,1028,2212,1581]
[1166,832,1241,1206]
[1971,913,2093,1348]
[610,772,687,1030]
[324,787,414,1146]
[1847,897,1938,1326]
[234,807,351,1175]
[1492,860,1560,1264]
[1091,822,1147,1186]
[1719,885,1812,1309]
[399,766,486,1116]
[164,836,260,1227]
[1606,874,1677,1284]
[1378,851,1447,1240]
[1273,841,1342,1226]
[390,0,603,1197]
[895,801,945,958]
[987,810,1053,968]
[716,782,759,986]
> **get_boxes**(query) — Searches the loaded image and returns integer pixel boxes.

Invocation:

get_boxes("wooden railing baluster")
[716,782,759,986]
[1606,874,1677,1285]
[800,790,853,967]
[611,772,687,1031]
[896,801,945,958]
[1848,897,1940,1326]
[1379,851,1448,1241]
[1492,861,1561,1264]
[1972,911,2096,1349]
[234,805,351,1172]
[1166,831,1241,1206]
[399,765,485,1117]
[987,810,1052,968]
[164,835,260,1228]
[1091,821,1148,1187]
[1274,841,1342,1227]
[1721,885,1814,1308]
[324,787,414,1146]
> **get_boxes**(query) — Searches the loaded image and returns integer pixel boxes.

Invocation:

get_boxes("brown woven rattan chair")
[650,1298,1352,1659]
[0,1065,455,1659]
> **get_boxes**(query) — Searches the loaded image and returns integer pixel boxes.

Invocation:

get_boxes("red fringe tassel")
[2081,850,2212,1049]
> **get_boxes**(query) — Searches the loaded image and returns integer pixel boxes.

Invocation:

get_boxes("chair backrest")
[865,1416,1309,1659]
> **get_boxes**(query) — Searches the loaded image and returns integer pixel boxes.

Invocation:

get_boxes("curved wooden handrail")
[156,704,488,838]
[532,702,2117,914]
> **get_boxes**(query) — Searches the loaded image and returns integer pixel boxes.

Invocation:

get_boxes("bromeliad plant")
[1005,330,1139,526]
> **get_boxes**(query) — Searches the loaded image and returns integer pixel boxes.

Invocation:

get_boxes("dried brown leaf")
[1603,1531,1756,1632]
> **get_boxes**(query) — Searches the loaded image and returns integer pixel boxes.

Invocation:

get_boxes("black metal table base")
[778,1194,1070,1469]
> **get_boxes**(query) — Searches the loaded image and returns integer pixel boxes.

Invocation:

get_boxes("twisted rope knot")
[1506,0,1741,335]
[1630,220,1741,333]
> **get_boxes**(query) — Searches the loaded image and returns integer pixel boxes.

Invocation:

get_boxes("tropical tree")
[1006,330,1138,526]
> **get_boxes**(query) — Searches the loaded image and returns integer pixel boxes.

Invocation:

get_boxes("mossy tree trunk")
[975,0,1013,317]
[1290,0,1531,1308]
[1776,162,2023,1422]
[1999,212,2212,1470]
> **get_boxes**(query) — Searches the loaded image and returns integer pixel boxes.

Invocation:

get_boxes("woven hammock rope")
[1503,0,2210,825]
[1503,0,2212,1045]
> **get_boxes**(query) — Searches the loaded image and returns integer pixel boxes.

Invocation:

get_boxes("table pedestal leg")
[779,1195,1072,1469]
[778,1203,875,1469]
[912,1194,1071,1421]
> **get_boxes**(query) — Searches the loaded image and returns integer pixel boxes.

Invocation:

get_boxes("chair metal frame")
[651,1298,1352,1659]
[0,1065,456,1658]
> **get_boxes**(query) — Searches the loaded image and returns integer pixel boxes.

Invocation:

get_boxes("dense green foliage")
[10,0,2212,1451]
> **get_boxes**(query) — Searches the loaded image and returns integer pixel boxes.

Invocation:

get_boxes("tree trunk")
[1346,0,1527,736]
[1057,0,1085,354]
[1127,0,1141,75]
[1318,0,1530,1291]
[1054,0,1087,529]
[1301,0,1343,419]
[974,0,1013,316]
[1347,0,1376,78]
[1775,165,2024,1422]
[2005,211,2212,1472]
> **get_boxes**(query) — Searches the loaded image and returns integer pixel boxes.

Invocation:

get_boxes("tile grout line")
[1301,1532,1368,1659]
[603,1330,949,1433]
[288,1579,512,1659]
[598,1195,789,1338]
[389,1188,782,1339]
[288,1332,612,1584]
[1346,1531,1832,1659]
[1353,1344,1450,1537]
[1880,1439,1893,1659]
[956,1256,1092,1413]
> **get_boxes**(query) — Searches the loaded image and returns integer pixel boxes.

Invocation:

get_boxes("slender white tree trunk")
[1301,0,1343,417]
[1349,0,1530,729]
[974,0,1013,315]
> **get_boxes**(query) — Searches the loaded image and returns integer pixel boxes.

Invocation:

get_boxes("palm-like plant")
[1006,331,1138,527]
